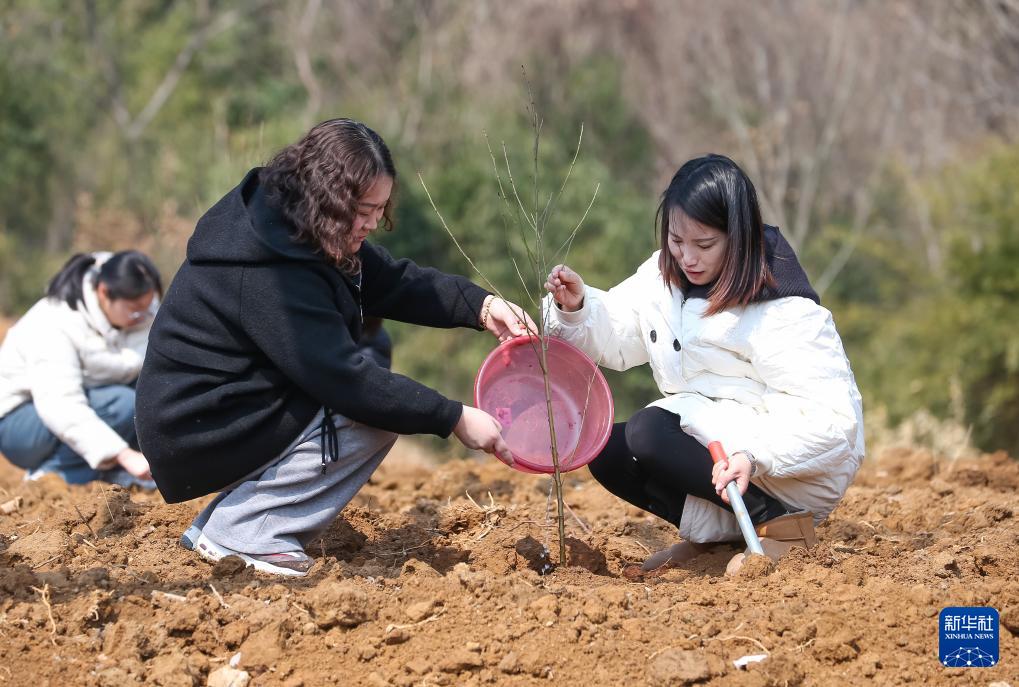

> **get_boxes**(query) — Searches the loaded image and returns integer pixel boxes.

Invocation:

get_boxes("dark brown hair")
[47,251,163,310]
[656,154,774,315]
[261,118,396,273]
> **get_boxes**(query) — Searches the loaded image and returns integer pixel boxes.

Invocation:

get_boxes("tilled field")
[1,443,1017,686]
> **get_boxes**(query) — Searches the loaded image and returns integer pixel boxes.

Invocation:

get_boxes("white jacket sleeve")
[27,329,129,468]
[744,298,864,478]
[543,268,650,372]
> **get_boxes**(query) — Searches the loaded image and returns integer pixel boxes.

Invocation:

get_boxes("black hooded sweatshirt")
[135,169,489,503]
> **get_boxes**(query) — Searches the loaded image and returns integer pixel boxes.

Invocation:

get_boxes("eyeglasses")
[117,299,158,327]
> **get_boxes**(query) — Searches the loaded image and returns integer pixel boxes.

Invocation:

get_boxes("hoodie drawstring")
[320,407,340,474]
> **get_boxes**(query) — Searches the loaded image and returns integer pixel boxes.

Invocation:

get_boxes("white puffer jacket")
[0,254,154,468]
[545,251,864,543]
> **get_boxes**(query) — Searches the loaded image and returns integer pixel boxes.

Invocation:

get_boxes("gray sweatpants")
[192,408,397,555]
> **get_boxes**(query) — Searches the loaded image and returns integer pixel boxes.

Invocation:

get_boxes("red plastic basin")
[474,336,614,474]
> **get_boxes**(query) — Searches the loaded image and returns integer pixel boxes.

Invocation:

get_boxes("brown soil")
[1,444,1017,686]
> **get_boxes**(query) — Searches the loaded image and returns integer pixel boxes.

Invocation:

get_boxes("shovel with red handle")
[708,441,765,556]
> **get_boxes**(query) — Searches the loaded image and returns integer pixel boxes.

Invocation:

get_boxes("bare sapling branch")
[419,71,601,566]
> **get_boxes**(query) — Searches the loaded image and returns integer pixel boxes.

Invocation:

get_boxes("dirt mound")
[1,443,1017,685]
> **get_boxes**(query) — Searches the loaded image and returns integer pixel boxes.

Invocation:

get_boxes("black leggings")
[588,407,788,530]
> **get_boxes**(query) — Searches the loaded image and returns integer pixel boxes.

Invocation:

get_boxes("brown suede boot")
[724,511,818,576]
[754,510,818,547]
[641,540,714,572]
[724,538,797,575]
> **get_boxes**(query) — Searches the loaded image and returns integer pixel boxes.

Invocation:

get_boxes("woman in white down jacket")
[0,251,162,487]
[544,155,864,574]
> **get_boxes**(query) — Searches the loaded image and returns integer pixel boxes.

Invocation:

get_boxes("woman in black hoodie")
[136,119,533,576]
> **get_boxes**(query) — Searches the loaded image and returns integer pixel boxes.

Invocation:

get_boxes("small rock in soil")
[648,649,725,686]
[207,666,250,687]
[211,555,248,578]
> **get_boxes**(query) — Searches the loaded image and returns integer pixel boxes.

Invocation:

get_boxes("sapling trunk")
[419,74,599,568]
[539,336,568,564]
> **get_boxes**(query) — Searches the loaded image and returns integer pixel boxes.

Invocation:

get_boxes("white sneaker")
[193,532,313,577]
[179,524,202,551]
[24,467,50,482]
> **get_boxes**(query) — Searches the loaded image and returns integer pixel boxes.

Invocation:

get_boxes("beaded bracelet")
[480,297,494,329]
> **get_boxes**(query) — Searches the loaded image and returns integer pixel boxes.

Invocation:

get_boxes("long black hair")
[46,251,163,310]
[656,154,774,315]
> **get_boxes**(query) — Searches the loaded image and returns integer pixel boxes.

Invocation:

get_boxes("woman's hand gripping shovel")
[708,441,765,556]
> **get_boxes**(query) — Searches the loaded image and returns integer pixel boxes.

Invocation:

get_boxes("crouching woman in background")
[0,251,161,487]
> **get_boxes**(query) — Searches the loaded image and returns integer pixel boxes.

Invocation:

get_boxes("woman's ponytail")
[45,253,98,309]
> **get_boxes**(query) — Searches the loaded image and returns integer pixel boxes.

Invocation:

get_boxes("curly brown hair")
[260,118,396,273]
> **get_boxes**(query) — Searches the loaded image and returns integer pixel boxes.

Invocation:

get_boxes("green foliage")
[377,60,658,421]
[842,144,1019,455]
[0,62,53,237]
[1,3,1016,456]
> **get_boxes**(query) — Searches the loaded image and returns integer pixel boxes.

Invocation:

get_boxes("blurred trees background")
[1,0,1017,454]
